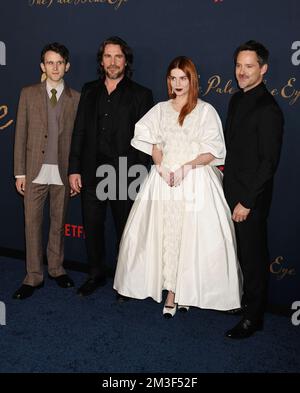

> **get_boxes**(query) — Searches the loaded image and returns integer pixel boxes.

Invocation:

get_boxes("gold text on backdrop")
[0,105,14,130]
[201,74,300,105]
[28,0,128,10]
[270,256,296,280]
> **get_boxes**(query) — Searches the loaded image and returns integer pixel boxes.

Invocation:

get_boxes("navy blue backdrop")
[0,0,299,309]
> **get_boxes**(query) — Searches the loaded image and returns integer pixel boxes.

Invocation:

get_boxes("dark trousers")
[81,183,134,280]
[233,209,270,322]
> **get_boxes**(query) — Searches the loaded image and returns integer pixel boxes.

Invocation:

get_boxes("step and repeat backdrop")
[0,0,299,307]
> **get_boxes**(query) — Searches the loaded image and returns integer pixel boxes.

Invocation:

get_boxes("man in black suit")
[69,36,154,296]
[223,41,284,338]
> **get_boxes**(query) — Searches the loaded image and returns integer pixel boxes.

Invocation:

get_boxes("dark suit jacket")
[14,81,80,185]
[223,83,284,211]
[68,77,154,186]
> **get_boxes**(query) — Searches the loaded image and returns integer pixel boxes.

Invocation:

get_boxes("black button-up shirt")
[97,77,128,160]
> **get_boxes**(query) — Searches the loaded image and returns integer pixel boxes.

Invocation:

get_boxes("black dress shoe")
[77,277,106,296]
[225,318,263,339]
[48,274,74,288]
[116,293,130,303]
[12,282,44,300]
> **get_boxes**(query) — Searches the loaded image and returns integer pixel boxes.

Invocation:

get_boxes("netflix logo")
[64,224,85,239]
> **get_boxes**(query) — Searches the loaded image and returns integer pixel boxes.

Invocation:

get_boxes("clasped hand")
[156,165,191,187]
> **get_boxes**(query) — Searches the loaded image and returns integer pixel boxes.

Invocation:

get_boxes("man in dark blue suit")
[69,37,153,296]
[223,41,284,338]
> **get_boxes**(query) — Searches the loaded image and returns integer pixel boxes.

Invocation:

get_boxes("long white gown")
[113,99,242,310]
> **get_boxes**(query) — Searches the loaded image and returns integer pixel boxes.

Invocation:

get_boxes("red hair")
[166,56,199,126]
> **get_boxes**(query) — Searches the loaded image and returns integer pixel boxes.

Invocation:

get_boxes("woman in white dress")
[113,56,242,317]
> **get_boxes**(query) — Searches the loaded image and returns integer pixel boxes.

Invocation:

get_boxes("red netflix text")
[64,224,85,239]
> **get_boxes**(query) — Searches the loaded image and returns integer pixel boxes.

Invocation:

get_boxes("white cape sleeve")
[198,103,226,166]
[131,103,162,156]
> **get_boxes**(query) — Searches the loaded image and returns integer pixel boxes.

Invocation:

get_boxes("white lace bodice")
[132,99,226,169]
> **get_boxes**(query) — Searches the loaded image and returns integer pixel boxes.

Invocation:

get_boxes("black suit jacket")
[68,77,154,186]
[223,83,284,211]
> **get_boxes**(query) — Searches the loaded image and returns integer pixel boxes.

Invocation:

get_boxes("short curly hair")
[40,42,69,64]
